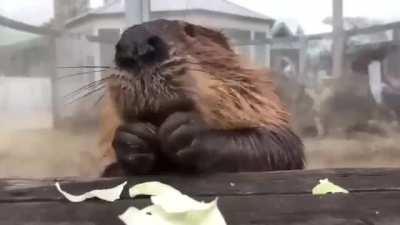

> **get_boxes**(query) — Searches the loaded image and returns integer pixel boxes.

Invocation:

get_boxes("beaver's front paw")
[158,112,213,171]
[113,122,159,174]
[158,112,304,172]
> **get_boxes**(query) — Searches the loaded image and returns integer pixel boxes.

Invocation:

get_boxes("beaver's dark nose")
[115,28,169,71]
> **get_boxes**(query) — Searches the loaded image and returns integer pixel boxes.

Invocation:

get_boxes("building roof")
[66,0,272,25]
[151,0,271,20]
[0,26,39,46]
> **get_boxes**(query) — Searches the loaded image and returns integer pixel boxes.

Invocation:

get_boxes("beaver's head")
[109,19,289,129]
[114,19,232,72]
[109,19,232,124]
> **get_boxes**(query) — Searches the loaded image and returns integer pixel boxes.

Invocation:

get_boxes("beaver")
[99,19,305,176]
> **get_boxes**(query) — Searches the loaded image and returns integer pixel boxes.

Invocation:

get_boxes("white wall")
[153,13,271,33]
[66,17,124,80]
[66,13,272,68]
[0,77,53,130]
[152,13,271,63]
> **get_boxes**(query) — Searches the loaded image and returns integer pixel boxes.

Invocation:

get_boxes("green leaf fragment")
[129,181,181,198]
[55,181,127,202]
[120,201,225,225]
[312,178,349,195]
[121,181,227,225]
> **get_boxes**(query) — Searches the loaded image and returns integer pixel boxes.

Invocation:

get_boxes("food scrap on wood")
[55,181,226,225]
[312,178,349,195]
[55,181,127,202]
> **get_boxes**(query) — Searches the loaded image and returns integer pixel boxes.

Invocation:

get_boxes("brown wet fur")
[179,55,289,130]
[98,90,121,169]
[98,19,304,174]
[169,23,289,129]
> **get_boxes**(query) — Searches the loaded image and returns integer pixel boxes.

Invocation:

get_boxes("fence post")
[49,37,60,128]
[393,28,400,41]
[298,36,308,84]
[265,44,271,68]
[125,0,150,26]
[393,28,400,80]
[332,0,344,78]
[250,31,256,63]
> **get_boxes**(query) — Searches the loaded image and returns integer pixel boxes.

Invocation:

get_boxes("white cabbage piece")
[121,181,226,225]
[312,178,349,195]
[55,181,127,202]
[119,206,170,225]
[129,181,181,198]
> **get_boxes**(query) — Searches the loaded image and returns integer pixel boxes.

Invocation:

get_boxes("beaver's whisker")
[93,93,106,107]
[64,77,110,99]
[186,68,210,74]
[65,85,106,105]
[185,60,254,73]
[57,66,112,69]
[159,57,186,68]
[57,69,108,80]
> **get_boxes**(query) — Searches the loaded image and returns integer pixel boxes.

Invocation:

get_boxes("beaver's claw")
[112,122,159,174]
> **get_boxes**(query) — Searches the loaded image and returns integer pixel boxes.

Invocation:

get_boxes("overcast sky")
[1,0,399,34]
[231,0,400,33]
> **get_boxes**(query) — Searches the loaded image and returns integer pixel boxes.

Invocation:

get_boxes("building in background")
[55,0,275,69]
[0,28,54,130]
[50,0,277,127]
[53,0,90,27]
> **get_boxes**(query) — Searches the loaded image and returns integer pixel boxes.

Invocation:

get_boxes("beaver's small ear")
[183,24,196,37]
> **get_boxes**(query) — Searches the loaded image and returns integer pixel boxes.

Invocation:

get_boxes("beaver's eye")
[147,36,162,49]
[141,36,168,64]
[184,24,196,37]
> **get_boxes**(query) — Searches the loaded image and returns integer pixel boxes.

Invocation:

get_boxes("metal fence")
[1,4,400,130]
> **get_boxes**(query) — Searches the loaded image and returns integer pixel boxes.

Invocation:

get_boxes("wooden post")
[125,0,150,26]
[393,28,400,81]
[250,31,256,63]
[393,28,400,41]
[142,0,150,22]
[332,0,344,78]
[298,36,308,84]
[265,44,271,68]
[49,37,60,128]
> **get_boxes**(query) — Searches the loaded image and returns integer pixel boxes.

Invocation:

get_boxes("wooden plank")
[233,32,332,46]
[0,14,116,44]
[1,168,400,202]
[298,36,308,81]
[237,21,400,46]
[1,168,400,224]
[0,14,61,37]
[347,21,400,36]
[3,9,400,47]
[0,192,399,225]
[3,10,400,48]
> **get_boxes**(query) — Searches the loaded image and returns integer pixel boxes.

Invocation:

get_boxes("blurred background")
[0,0,400,178]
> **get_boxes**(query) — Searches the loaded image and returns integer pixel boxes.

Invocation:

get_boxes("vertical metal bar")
[393,28,400,41]
[125,0,150,26]
[49,37,59,128]
[332,0,344,78]
[142,0,150,22]
[250,31,256,63]
[298,36,308,84]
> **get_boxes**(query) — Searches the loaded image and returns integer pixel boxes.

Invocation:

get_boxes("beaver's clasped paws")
[112,122,159,174]
[158,112,230,172]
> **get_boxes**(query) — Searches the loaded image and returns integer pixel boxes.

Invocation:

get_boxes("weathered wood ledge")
[0,168,399,225]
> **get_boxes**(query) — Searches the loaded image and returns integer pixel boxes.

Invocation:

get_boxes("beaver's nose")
[114,30,169,70]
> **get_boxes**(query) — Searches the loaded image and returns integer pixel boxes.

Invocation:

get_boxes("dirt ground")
[305,133,400,169]
[0,129,104,178]
[0,129,400,178]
